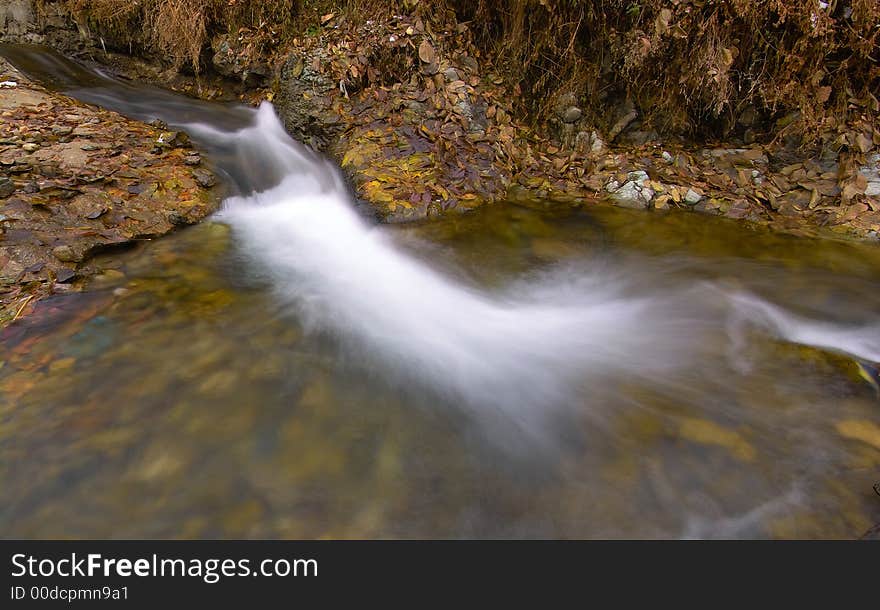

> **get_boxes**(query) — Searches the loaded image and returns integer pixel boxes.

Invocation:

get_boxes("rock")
[0,0,36,42]
[192,168,217,188]
[556,92,578,111]
[561,106,583,124]
[166,211,191,226]
[52,125,73,136]
[55,268,75,283]
[155,131,190,149]
[608,100,638,141]
[608,170,654,209]
[618,130,659,146]
[183,153,201,166]
[51,245,77,262]
[21,142,38,152]
[590,131,606,155]
[661,151,674,163]
[684,188,704,205]
[0,177,15,198]
[859,153,880,197]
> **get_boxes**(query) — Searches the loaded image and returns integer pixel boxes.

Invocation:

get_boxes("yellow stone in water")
[835,419,880,450]
[48,357,76,373]
[678,417,757,461]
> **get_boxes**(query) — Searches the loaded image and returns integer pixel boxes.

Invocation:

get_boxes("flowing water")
[2,46,880,538]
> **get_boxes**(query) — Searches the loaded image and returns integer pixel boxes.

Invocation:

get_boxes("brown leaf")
[856,132,873,154]
[418,40,436,64]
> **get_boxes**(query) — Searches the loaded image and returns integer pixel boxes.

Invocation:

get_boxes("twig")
[12,295,34,322]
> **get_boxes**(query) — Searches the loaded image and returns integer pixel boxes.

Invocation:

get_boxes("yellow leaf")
[835,419,880,450]
[678,417,756,461]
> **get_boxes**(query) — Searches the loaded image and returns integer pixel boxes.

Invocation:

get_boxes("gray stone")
[192,168,217,188]
[561,106,583,124]
[860,153,880,197]
[684,188,703,205]
[589,131,606,155]
[0,0,35,42]
[608,170,654,208]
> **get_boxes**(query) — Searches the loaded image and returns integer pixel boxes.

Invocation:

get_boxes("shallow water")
[2,46,880,539]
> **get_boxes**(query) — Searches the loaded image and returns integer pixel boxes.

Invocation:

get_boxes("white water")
[186,104,880,434]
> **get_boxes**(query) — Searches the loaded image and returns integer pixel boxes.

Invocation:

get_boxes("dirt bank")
[0,56,220,328]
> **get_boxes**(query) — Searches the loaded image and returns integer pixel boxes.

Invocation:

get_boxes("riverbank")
[3,2,879,237]
[0,55,220,327]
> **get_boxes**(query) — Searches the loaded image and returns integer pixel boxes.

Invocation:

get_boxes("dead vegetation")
[47,0,878,149]
[47,0,299,72]
[455,0,879,148]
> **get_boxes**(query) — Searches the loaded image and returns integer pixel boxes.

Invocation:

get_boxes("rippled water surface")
[2,45,880,539]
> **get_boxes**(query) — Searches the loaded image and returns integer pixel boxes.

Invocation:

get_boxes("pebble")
[684,188,704,205]
[52,245,77,262]
[21,143,39,152]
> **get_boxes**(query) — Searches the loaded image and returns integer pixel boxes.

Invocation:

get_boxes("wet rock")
[154,131,190,149]
[275,51,340,151]
[192,168,217,188]
[166,211,192,226]
[184,153,201,166]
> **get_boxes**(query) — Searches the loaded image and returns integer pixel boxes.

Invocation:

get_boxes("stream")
[2,46,880,538]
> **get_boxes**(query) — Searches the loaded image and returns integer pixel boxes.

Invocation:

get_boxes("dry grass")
[50,0,879,145]
[455,0,879,145]
[58,0,298,71]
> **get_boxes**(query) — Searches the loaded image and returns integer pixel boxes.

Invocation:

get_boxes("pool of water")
[2,201,880,538]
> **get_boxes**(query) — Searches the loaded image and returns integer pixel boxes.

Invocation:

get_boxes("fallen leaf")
[418,40,436,64]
